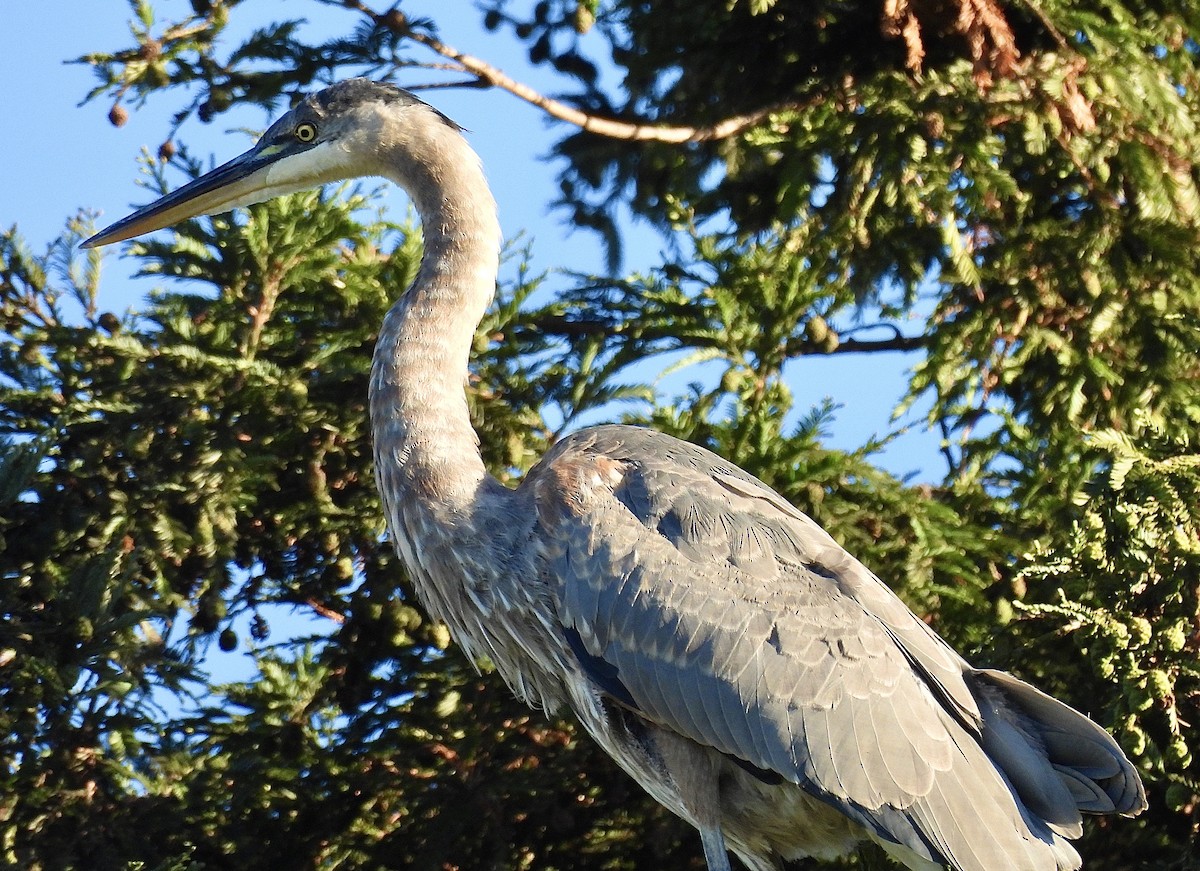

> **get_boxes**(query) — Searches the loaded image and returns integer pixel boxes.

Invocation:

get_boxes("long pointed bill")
[82,146,282,249]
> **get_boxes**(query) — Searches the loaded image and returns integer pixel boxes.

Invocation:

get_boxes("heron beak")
[82,145,281,249]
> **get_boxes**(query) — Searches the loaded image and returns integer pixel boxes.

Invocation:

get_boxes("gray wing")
[530,425,1096,870]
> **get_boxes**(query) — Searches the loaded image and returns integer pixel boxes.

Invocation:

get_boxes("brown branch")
[305,597,346,624]
[344,1,797,143]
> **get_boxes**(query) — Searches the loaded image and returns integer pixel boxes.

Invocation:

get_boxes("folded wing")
[532,425,1143,871]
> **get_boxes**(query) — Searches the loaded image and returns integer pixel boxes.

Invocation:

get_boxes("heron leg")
[651,728,734,871]
[699,825,734,871]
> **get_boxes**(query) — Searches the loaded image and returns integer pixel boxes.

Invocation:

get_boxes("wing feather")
[531,426,1101,869]
[548,461,951,812]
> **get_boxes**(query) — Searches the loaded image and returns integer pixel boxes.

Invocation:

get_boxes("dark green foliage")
[3,0,1198,867]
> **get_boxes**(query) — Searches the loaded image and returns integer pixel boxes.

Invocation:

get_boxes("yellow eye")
[294,122,317,143]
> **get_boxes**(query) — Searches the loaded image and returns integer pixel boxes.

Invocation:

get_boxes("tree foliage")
[1015,421,1200,858]
[3,0,1198,868]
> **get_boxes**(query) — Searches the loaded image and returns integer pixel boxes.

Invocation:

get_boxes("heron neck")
[369,128,502,514]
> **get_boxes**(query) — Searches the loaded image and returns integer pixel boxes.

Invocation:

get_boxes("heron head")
[82,79,453,248]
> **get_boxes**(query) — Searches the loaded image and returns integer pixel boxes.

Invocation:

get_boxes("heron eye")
[294,122,317,143]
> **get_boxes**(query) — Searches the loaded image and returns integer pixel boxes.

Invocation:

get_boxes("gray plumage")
[83,78,1147,871]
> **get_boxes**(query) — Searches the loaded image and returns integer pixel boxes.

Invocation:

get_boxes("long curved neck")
[369,114,502,515]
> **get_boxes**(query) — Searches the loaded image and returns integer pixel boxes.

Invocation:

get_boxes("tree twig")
[306,597,346,624]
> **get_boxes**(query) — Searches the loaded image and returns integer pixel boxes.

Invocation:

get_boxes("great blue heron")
[84,79,1146,871]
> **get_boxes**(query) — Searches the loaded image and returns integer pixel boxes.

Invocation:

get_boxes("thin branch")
[937,415,961,477]
[518,313,927,355]
[344,1,800,143]
[1013,0,1071,52]
[305,597,346,624]
[825,338,926,357]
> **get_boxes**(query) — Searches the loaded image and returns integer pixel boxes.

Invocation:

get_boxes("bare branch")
[305,598,346,624]
[937,416,960,477]
[825,334,927,355]
[519,313,927,356]
[344,1,799,143]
